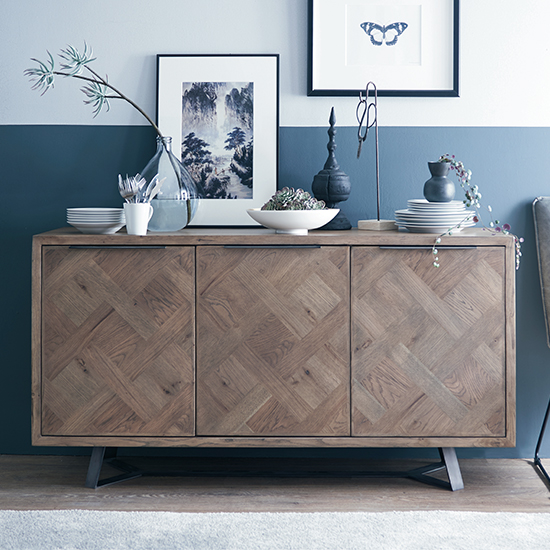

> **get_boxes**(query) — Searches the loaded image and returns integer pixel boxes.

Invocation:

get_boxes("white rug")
[1,510,550,550]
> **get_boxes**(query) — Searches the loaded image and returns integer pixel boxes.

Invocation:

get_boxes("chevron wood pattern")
[196,246,350,436]
[41,246,195,437]
[351,246,507,438]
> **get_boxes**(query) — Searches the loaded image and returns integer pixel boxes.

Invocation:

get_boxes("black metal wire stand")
[356,81,380,220]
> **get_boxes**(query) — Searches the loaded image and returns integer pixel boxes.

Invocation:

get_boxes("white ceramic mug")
[124,203,154,236]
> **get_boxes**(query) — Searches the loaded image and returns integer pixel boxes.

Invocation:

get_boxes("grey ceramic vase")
[423,161,455,202]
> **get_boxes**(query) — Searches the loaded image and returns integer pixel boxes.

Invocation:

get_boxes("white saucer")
[407,199,465,209]
[67,207,124,213]
[397,225,469,234]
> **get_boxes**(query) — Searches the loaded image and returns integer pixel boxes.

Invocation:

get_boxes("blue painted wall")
[2,123,549,459]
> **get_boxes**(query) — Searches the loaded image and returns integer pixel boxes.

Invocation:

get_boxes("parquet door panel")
[196,246,350,436]
[351,246,507,438]
[41,246,195,436]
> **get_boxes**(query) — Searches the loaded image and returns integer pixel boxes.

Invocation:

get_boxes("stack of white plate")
[67,208,125,234]
[394,199,476,233]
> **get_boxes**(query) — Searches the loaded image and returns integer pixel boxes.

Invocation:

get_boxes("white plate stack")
[67,208,126,234]
[395,199,476,233]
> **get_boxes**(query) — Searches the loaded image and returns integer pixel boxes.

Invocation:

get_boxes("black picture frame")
[308,0,459,97]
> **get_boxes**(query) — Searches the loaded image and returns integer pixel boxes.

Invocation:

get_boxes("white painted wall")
[1,0,549,127]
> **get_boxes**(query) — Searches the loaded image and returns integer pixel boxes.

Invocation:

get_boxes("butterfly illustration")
[360,22,408,46]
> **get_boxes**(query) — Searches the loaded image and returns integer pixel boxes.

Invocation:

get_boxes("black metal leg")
[534,394,550,487]
[85,447,143,489]
[85,446,108,489]
[439,447,464,491]
[405,447,463,491]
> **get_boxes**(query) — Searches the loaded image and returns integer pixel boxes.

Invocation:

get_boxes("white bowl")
[68,221,125,234]
[247,208,339,235]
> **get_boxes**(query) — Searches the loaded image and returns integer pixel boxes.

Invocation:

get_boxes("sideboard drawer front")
[351,246,507,438]
[41,246,196,437]
[196,245,350,436]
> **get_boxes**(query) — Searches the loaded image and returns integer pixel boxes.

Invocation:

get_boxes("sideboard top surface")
[33,227,514,248]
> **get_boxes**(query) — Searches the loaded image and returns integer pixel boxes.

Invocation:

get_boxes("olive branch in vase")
[24,43,163,139]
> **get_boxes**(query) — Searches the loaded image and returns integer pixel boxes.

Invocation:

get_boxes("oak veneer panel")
[40,246,195,437]
[351,246,507,438]
[196,246,350,436]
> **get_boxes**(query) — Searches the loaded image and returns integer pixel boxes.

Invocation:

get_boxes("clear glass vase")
[140,136,199,231]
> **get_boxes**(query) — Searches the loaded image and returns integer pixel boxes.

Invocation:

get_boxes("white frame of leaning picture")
[157,54,280,226]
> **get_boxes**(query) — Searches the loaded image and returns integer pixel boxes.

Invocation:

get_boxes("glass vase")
[140,136,199,232]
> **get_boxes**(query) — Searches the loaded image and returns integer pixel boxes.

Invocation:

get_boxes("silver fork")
[118,174,144,203]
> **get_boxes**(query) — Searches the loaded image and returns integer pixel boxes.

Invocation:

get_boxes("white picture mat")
[311,0,455,93]
[345,5,422,67]
[157,55,279,226]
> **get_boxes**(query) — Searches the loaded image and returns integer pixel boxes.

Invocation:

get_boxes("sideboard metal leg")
[85,447,107,489]
[439,447,464,491]
[84,447,142,489]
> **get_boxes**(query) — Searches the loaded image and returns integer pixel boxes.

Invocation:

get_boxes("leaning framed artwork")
[157,54,279,226]
[308,0,459,97]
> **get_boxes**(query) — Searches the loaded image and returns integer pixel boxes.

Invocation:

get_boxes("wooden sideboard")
[32,228,516,489]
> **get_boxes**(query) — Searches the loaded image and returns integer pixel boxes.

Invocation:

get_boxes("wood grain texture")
[31,240,44,445]
[351,246,510,440]
[39,246,195,438]
[33,227,513,248]
[504,240,517,446]
[196,246,350,436]
[28,434,515,448]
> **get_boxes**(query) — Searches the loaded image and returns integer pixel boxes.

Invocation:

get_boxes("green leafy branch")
[25,43,163,139]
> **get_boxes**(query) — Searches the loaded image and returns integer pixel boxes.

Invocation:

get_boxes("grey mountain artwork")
[181,81,254,199]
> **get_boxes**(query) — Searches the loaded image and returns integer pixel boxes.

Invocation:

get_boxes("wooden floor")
[1,455,549,513]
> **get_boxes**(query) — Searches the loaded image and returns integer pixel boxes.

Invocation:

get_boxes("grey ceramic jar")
[423,161,456,202]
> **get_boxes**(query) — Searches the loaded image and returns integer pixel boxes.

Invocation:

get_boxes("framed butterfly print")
[308,0,459,97]
[157,54,279,226]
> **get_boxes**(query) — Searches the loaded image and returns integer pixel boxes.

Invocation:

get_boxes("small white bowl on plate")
[247,208,339,235]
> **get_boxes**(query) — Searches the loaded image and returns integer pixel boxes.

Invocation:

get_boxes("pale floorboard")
[1,455,549,513]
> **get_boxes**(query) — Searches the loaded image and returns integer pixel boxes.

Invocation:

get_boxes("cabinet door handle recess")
[379,246,477,250]
[224,245,321,249]
[69,245,167,249]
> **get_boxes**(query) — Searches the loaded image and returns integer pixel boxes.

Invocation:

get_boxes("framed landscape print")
[157,54,279,226]
[308,0,459,97]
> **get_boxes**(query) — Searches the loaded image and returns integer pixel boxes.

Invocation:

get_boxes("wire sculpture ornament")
[356,82,396,230]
